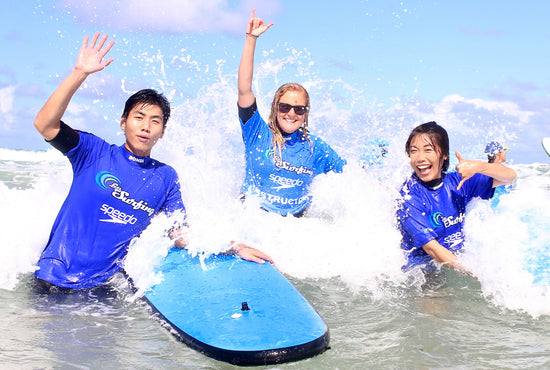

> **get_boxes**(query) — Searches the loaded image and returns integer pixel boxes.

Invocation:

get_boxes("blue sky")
[1,0,549,163]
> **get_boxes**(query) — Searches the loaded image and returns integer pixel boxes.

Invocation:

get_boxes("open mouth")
[416,164,432,177]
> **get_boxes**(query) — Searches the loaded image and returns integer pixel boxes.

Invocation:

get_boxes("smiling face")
[276,90,308,135]
[408,134,447,182]
[121,103,165,157]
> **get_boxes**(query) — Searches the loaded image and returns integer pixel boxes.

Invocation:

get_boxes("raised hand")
[75,32,115,74]
[455,151,480,190]
[246,9,274,37]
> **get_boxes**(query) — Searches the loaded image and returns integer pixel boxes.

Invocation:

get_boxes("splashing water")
[464,166,550,317]
[1,46,550,319]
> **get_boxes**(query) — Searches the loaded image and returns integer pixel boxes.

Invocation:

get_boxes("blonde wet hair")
[267,83,310,157]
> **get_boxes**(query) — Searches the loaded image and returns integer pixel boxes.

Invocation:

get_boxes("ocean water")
[2,50,550,368]
[2,148,550,369]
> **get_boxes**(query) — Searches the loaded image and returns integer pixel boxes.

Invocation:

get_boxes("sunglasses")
[277,102,309,116]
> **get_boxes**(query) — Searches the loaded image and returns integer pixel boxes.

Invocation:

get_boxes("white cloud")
[0,86,15,114]
[381,93,543,162]
[437,94,534,124]
[0,86,16,128]
[66,101,91,116]
[62,0,281,34]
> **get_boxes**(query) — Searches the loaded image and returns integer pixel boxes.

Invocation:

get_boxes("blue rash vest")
[240,108,346,216]
[396,172,494,271]
[35,130,185,289]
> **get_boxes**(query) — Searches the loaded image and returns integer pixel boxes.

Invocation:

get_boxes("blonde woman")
[237,10,346,217]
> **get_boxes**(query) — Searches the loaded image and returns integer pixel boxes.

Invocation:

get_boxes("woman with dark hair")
[397,122,516,274]
[237,9,346,217]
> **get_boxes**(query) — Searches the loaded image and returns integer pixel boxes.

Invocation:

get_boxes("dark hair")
[405,121,450,172]
[122,89,171,126]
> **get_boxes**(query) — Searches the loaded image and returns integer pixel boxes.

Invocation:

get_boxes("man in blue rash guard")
[237,10,346,216]
[396,122,516,274]
[33,32,272,291]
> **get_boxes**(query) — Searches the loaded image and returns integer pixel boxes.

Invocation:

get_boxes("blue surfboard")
[143,248,330,366]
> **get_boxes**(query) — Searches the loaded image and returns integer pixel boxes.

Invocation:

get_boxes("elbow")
[33,112,61,141]
[510,168,518,181]
[33,117,43,132]
[33,117,49,138]
[502,167,517,184]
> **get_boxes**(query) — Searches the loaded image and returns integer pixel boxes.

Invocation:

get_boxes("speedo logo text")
[269,174,304,190]
[99,204,138,225]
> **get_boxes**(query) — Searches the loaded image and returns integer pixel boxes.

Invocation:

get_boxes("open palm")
[75,32,114,74]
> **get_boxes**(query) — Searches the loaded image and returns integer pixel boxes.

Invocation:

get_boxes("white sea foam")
[0,148,71,289]
[1,50,549,317]
[464,168,550,317]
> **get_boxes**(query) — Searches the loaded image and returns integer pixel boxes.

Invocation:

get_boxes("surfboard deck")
[143,248,330,366]
[542,137,550,157]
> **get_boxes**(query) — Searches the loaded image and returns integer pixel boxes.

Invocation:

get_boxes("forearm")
[456,153,517,190]
[423,240,457,263]
[237,35,257,107]
[479,162,517,187]
[34,69,89,140]
[422,240,470,274]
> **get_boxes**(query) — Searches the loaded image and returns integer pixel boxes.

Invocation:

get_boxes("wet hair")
[267,83,310,156]
[121,89,171,126]
[405,121,450,172]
